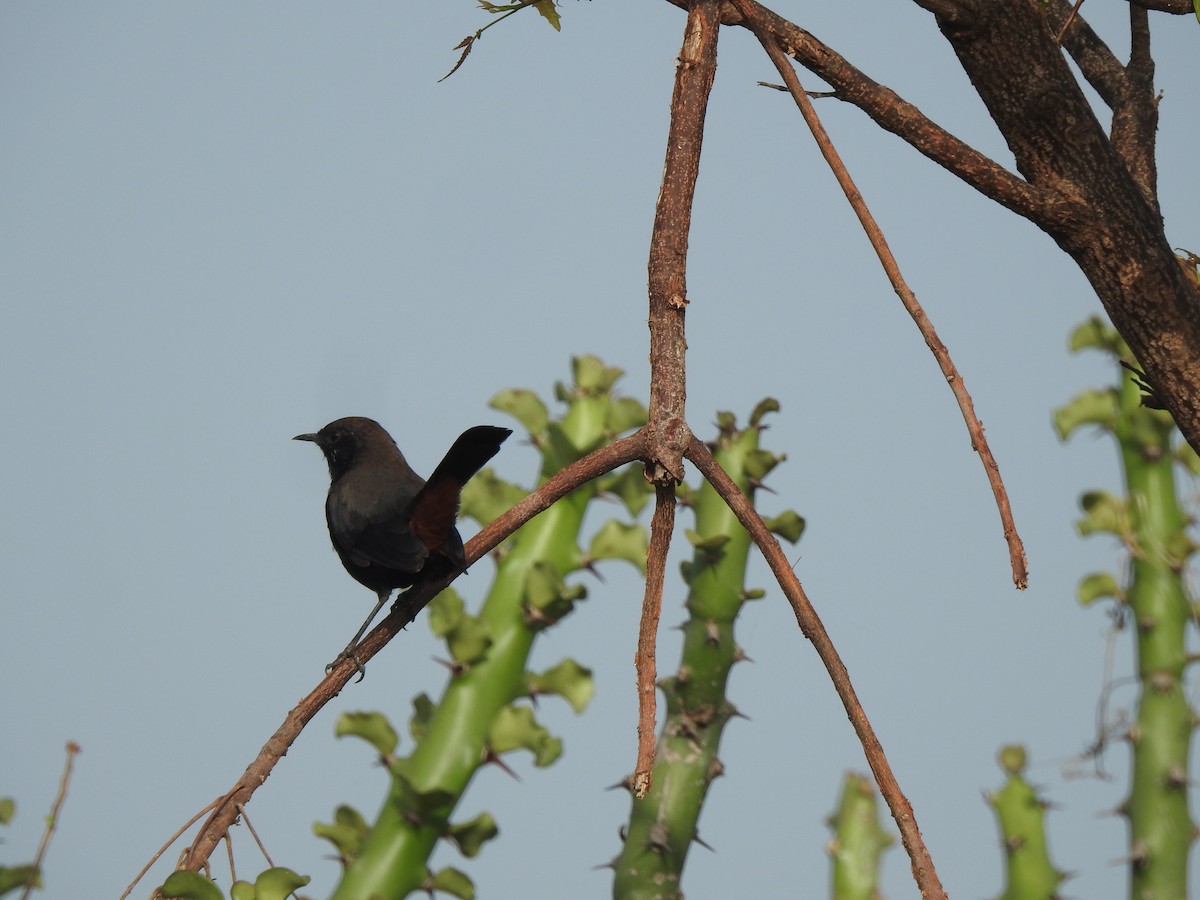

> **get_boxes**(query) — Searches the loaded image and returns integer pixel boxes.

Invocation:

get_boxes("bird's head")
[294,416,397,480]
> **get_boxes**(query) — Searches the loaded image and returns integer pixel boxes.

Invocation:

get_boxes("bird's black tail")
[407,425,512,570]
[427,425,512,486]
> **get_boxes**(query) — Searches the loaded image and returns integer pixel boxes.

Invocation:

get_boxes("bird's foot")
[327,646,367,682]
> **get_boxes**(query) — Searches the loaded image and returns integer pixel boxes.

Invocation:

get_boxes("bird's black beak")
[293,433,318,443]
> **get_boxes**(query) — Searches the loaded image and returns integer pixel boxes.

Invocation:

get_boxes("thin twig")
[20,741,80,900]
[238,803,274,867]
[686,436,948,900]
[734,0,1028,588]
[1055,0,1087,43]
[224,833,236,887]
[122,798,222,898]
[634,483,676,796]
[172,430,650,873]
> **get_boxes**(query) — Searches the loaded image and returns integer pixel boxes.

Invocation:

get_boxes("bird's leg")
[327,589,392,682]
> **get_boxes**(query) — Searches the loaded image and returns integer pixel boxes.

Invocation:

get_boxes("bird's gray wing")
[326,474,429,575]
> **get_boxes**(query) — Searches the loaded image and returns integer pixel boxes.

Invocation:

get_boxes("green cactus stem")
[826,772,893,900]
[1056,317,1199,900]
[611,401,804,899]
[987,745,1065,900]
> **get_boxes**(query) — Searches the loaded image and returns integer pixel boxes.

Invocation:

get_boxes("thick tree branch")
[1125,0,1194,12]
[1047,1,1127,106]
[1109,3,1159,208]
[666,0,1078,229]
[920,0,1200,460]
[686,436,947,900]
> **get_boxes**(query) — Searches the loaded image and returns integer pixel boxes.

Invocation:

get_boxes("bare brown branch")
[21,742,80,900]
[1047,1,1126,107]
[685,436,948,900]
[1125,0,1194,12]
[1109,2,1159,208]
[646,0,721,479]
[663,0,1075,228]
[633,484,676,797]
[918,0,1200,458]
[174,430,649,873]
[735,0,1028,588]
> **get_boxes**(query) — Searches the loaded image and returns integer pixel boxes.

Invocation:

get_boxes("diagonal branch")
[663,0,1078,230]
[1109,2,1159,207]
[173,430,650,875]
[1045,0,1127,105]
[735,0,1028,588]
[685,436,948,900]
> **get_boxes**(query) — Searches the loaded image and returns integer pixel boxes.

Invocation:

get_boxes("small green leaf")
[251,868,311,900]
[409,693,435,742]
[427,866,476,900]
[764,510,806,544]
[598,464,653,517]
[428,588,493,663]
[533,0,561,30]
[335,711,399,757]
[1076,491,1129,537]
[460,469,527,527]
[742,448,783,481]
[160,871,225,900]
[0,866,39,895]
[1077,571,1120,606]
[686,530,730,552]
[0,797,14,824]
[446,812,500,858]
[524,561,586,626]
[446,615,494,665]
[1053,389,1118,440]
[488,705,562,766]
[749,397,780,427]
[606,395,648,434]
[313,804,369,862]
[1067,316,1125,355]
[714,411,737,434]
[572,355,622,393]
[428,589,466,638]
[527,658,594,713]
[543,421,586,469]
[489,388,549,436]
[589,520,648,572]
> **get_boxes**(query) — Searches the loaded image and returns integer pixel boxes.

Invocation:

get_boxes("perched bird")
[295,417,511,673]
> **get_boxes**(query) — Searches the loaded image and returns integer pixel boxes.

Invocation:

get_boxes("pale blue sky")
[3,3,1199,898]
